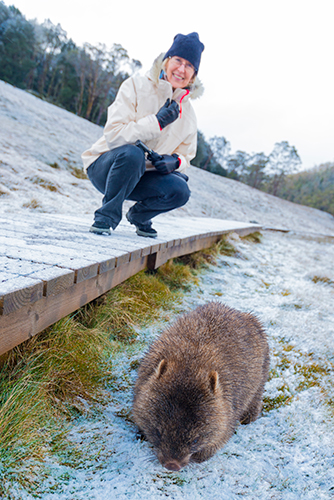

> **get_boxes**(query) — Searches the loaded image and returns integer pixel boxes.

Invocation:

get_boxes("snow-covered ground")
[1,81,334,499]
[11,231,334,500]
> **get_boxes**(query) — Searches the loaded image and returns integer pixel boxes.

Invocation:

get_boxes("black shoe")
[89,221,111,235]
[126,211,158,238]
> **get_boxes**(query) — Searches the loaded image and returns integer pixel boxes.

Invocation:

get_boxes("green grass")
[263,340,334,414]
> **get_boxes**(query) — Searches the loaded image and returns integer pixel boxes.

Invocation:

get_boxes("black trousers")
[87,144,190,229]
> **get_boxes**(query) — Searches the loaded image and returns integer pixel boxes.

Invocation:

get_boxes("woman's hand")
[156,99,180,129]
[151,153,180,174]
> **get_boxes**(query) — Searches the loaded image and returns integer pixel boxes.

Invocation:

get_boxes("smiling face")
[165,56,196,89]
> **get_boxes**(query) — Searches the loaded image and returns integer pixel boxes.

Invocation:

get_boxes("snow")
[1,81,334,499]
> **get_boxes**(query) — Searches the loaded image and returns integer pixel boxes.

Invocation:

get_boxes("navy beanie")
[164,32,204,73]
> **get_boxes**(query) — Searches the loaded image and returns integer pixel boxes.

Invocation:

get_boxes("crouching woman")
[81,32,204,238]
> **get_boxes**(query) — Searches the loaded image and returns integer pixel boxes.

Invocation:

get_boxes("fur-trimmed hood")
[148,53,204,100]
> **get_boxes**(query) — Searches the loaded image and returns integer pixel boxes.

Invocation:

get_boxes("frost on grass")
[6,231,334,500]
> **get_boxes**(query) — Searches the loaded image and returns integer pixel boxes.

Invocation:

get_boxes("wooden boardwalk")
[0,212,261,355]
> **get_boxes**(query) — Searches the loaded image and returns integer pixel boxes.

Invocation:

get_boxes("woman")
[82,32,204,237]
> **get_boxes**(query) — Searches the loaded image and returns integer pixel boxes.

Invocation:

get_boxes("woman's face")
[165,56,195,89]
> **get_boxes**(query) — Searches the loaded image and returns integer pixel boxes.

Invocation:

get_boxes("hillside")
[1,79,334,237]
[276,163,334,216]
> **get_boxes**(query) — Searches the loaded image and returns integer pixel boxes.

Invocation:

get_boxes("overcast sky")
[7,0,334,170]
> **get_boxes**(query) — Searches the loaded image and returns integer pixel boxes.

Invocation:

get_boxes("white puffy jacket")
[81,54,204,174]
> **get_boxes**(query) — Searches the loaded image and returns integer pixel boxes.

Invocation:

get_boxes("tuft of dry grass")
[312,275,333,286]
[0,317,113,467]
[241,231,262,243]
[69,166,88,180]
[29,176,59,192]
[22,198,42,209]
[77,271,180,342]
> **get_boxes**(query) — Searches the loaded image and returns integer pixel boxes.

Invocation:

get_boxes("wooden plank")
[1,271,20,283]
[0,255,149,355]
[0,276,44,315]
[0,245,102,271]
[29,267,75,297]
[75,263,99,284]
[151,234,222,269]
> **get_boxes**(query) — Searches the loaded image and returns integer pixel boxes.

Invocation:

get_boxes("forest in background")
[1,1,333,217]
[0,1,141,125]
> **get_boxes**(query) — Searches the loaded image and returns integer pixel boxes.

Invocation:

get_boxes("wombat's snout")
[163,460,182,471]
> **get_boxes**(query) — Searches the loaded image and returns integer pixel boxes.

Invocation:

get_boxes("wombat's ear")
[209,371,219,394]
[155,359,168,379]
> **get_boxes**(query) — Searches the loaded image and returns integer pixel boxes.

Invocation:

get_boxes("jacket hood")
[148,53,204,100]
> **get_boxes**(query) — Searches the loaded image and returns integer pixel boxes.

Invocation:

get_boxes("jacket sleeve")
[103,77,161,149]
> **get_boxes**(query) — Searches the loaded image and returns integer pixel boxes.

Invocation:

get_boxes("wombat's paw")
[240,401,262,425]
[135,429,147,441]
[239,413,252,425]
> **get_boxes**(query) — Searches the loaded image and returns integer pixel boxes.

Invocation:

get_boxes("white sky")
[7,0,334,170]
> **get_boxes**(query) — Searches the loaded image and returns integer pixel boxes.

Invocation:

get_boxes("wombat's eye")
[190,437,199,450]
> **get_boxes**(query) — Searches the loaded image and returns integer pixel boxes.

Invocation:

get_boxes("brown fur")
[132,302,270,471]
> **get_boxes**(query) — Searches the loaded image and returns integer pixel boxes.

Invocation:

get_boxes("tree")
[34,19,68,94]
[243,152,268,189]
[266,141,301,196]
[225,150,250,180]
[0,2,36,86]
[209,136,231,173]
[191,131,225,175]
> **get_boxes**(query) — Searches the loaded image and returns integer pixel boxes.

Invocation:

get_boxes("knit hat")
[164,32,204,73]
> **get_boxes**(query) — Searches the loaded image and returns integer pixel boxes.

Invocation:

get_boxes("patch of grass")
[265,340,334,413]
[22,198,42,209]
[241,231,262,243]
[77,270,181,340]
[0,316,113,490]
[69,166,88,180]
[312,275,333,286]
[216,235,238,256]
[28,176,59,192]
[294,363,330,391]
[49,162,60,169]
[155,473,187,486]
[263,385,293,412]
[157,259,199,291]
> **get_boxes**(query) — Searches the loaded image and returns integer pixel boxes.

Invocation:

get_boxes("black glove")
[151,154,180,175]
[156,99,179,130]
[147,150,163,163]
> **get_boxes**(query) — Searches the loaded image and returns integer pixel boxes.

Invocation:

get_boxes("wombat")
[132,302,270,471]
